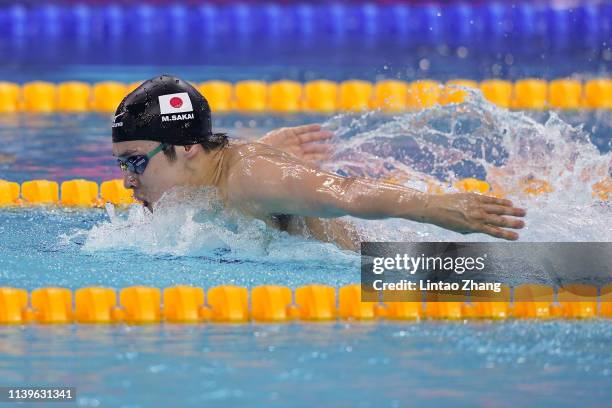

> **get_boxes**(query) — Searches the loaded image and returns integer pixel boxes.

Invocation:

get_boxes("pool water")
[1,322,611,407]
[0,88,611,406]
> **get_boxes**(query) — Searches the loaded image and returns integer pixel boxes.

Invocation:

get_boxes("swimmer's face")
[112,140,184,209]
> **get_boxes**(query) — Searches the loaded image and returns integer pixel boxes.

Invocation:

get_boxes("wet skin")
[112,124,526,251]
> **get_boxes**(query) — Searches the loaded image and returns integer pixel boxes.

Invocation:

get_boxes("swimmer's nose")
[123,173,138,190]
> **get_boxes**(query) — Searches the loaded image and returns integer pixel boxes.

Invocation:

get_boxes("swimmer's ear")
[182,143,201,158]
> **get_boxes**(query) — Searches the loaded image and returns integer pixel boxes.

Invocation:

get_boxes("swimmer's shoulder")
[217,141,276,199]
[222,140,289,169]
[219,141,294,212]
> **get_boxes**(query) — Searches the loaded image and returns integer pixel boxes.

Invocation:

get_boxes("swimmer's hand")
[258,124,334,163]
[421,193,526,240]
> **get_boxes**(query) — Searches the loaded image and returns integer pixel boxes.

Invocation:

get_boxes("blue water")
[0,207,359,290]
[1,86,611,406]
[1,322,611,408]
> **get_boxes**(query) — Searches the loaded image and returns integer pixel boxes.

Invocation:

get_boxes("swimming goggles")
[117,143,168,175]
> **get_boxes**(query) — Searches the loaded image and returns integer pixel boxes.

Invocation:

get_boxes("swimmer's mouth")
[132,189,152,210]
[133,192,149,208]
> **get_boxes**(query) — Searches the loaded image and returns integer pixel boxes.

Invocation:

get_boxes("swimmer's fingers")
[296,129,335,144]
[478,195,527,216]
[301,144,333,162]
[303,153,332,162]
[301,143,333,154]
[482,204,526,217]
[479,224,520,241]
[291,123,323,135]
[478,195,516,207]
[480,212,525,230]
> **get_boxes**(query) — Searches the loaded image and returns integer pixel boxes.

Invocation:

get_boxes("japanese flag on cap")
[158,92,194,114]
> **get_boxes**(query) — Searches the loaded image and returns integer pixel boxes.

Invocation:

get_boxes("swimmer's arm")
[301,217,362,252]
[227,155,526,241]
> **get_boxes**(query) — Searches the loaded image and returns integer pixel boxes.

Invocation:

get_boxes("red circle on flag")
[170,97,183,108]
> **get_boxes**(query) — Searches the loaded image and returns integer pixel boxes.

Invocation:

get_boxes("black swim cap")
[112,74,214,145]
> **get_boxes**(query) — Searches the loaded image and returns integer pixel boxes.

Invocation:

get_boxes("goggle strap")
[146,143,168,159]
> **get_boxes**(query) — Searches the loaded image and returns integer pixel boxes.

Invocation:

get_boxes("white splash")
[323,87,611,242]
[82,187,358,263]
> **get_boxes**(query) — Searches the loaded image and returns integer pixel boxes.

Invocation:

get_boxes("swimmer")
[112,75,526,250]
